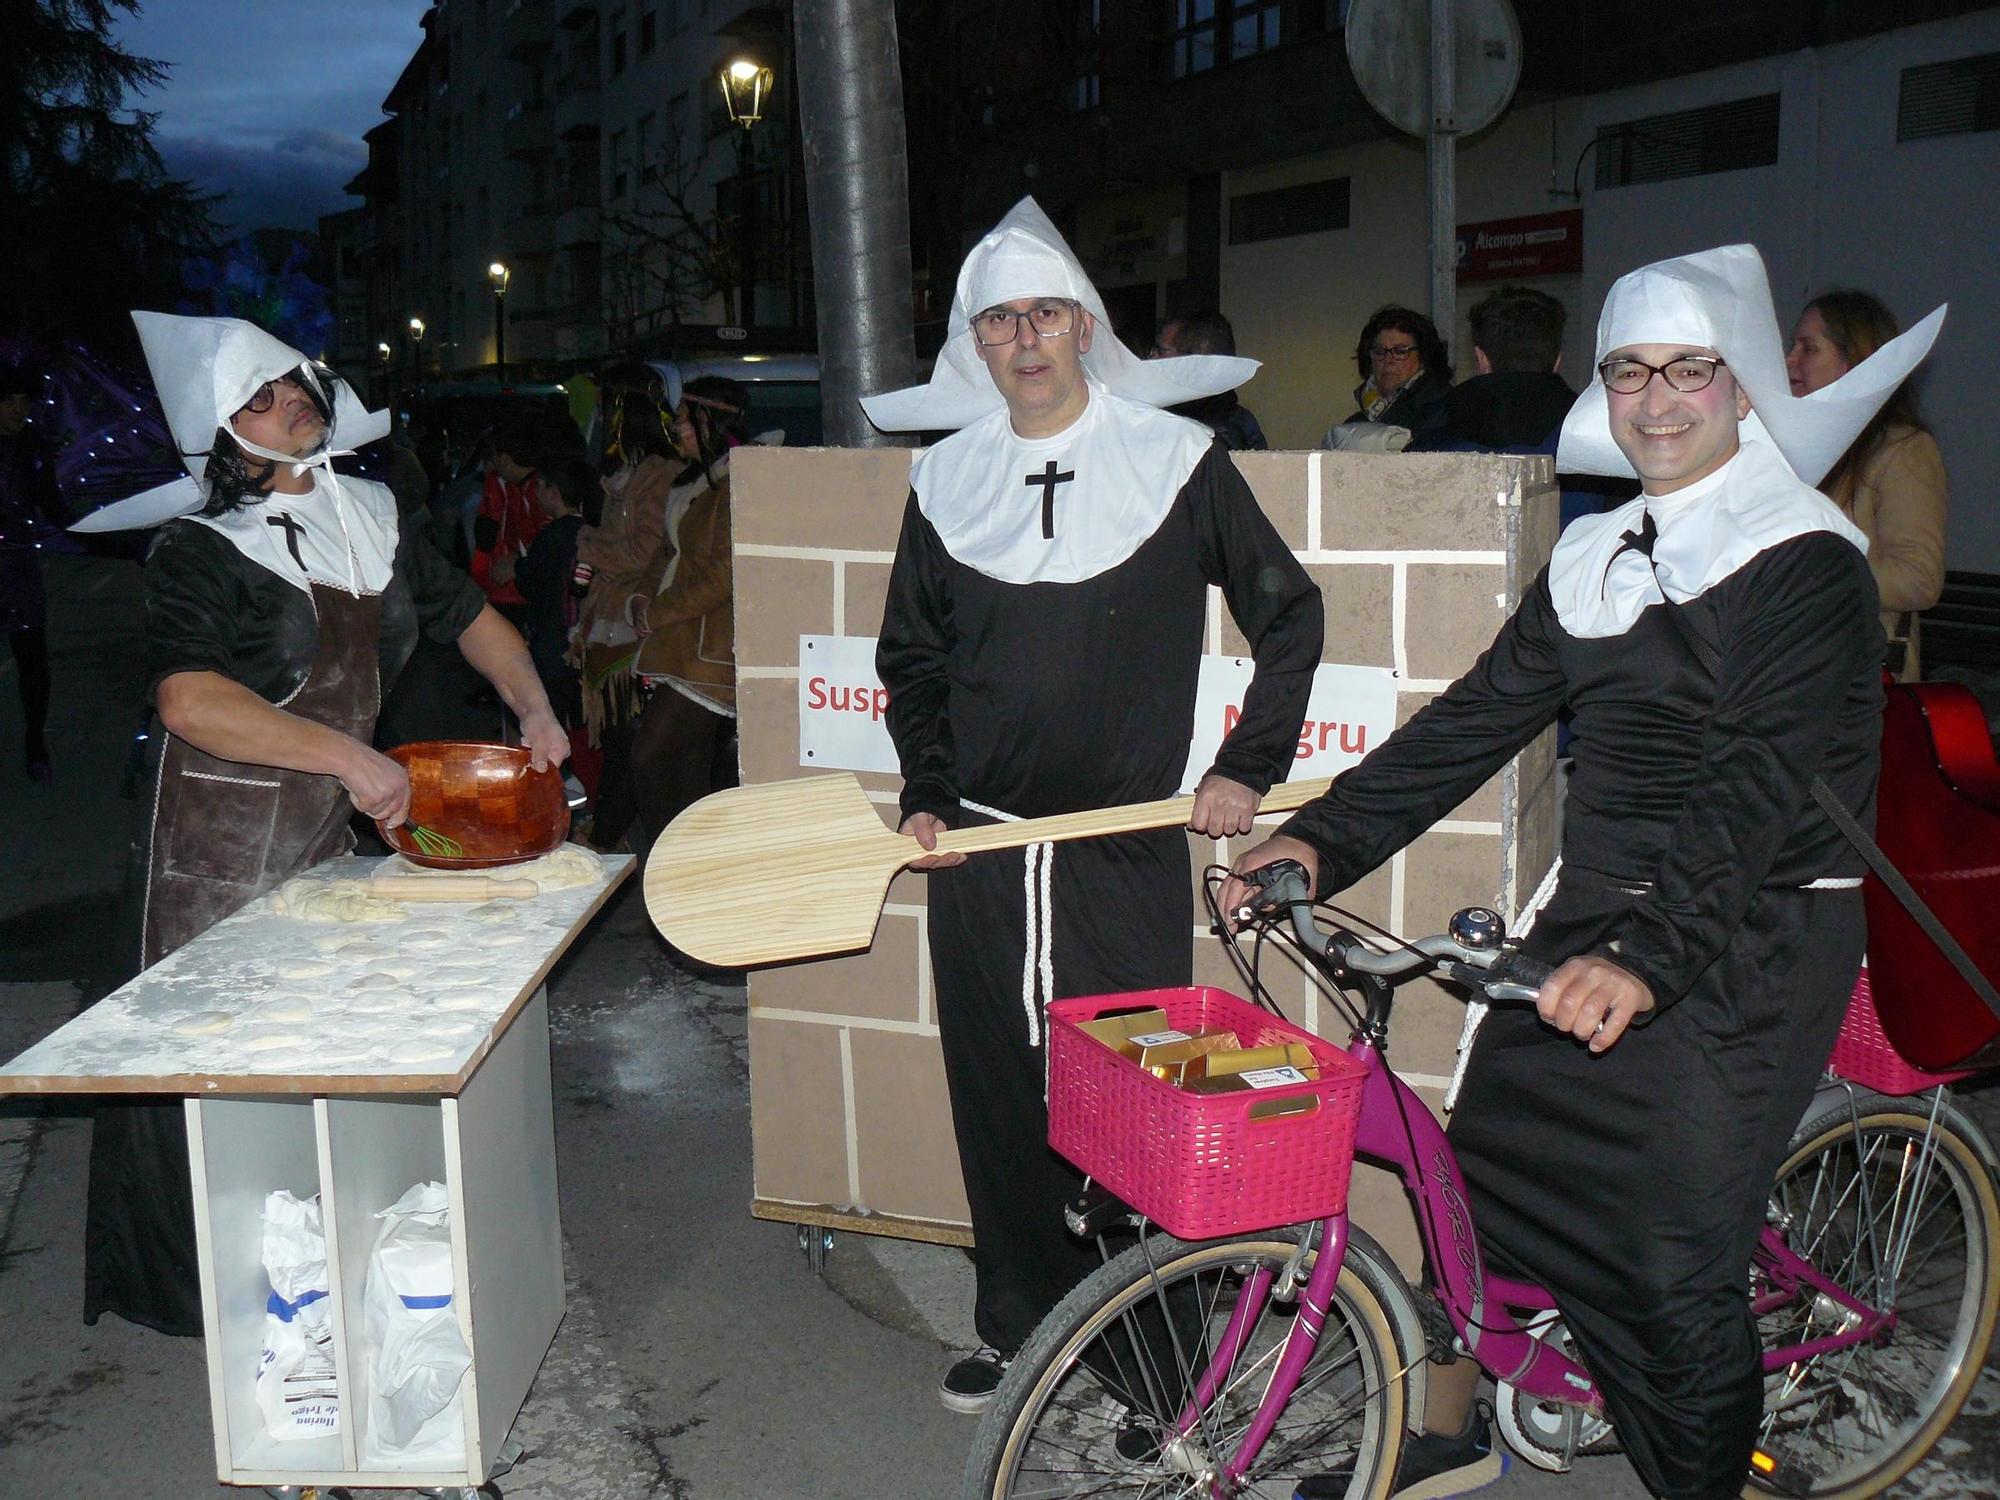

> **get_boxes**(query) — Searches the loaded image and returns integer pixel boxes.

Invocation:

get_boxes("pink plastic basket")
[1047,987,1368,1241]
[1827,967,1974,1096]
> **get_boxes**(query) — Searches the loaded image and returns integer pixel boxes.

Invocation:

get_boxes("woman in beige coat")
[630,376,752,857]
[1788,289,1949,678]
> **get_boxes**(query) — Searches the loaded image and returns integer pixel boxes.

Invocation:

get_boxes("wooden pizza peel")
[641,772,1334,968]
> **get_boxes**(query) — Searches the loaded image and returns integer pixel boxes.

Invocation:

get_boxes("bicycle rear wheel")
[1749,1089,2000,1499]
[962,1225,1412,1500]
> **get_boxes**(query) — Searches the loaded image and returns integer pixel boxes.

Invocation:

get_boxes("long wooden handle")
[936,776,1335,856]
[368,876,540,901]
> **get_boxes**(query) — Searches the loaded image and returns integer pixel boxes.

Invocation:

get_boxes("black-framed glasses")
[1598,355,1727,395]
[1369,343,1418,362]
[972,300,1080,346]
[240,375,304,414]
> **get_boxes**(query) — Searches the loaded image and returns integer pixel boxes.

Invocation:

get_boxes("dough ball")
[174,1010,236,1036]
[509,844,603,892]
[482,930,528,947]
[400,931,455,952]
[433,989,488,1012]
[276,958,337,980]
[354,972,405,991]
[365,959,419,980]
[428,1018,478,1037]
[257,997,315,1024]
[241,1032,310,1052]
[388,1039,455,1065]
[348,989,411,1014]
[312,932,376,955]
[271,878,408,924]
[248,1048,312,1070]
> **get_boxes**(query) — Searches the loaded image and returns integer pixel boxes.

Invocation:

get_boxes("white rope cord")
[1445,855,1565,1112]
[960,798,1056,1057]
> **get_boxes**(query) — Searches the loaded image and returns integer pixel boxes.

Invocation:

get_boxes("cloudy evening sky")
[112,0,432,236]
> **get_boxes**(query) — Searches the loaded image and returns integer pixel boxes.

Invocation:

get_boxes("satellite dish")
[1345,0,1523,138]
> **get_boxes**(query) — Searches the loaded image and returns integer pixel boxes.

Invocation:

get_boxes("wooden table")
[0,852,633,1493]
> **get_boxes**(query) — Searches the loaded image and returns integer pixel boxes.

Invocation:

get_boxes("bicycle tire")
[962,1224,1415,1500]
[1747,1089,2000,1500]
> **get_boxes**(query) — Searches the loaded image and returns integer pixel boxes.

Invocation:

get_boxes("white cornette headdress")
[860,197,1259,432]
[1556,244,1945,485]
[71,312,390,532]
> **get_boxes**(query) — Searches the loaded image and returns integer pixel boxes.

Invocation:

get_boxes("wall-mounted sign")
[1455,209,1583,284]
[797,635,1400,799]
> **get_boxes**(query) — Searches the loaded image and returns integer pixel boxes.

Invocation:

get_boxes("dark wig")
[596,361,678,474]
[196,363,339,518]
[1354,306,1454,386]
[679,375,750,489]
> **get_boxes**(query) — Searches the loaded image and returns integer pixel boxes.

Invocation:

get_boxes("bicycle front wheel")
[963,1225,1411,1500]
[1749,1090,2000,1499]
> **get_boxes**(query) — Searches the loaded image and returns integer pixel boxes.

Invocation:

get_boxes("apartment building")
[345,0,802,385]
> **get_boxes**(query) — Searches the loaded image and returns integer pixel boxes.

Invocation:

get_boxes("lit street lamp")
[488,261,511,384]
[718,58,774,328]
[407,316,426,382]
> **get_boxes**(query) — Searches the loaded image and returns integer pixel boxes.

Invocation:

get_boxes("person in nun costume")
[1226,245,1944,1499]
[72,312,570,1336]
[864,199,1323,1411]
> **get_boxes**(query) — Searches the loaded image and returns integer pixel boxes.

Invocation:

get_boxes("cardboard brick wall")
[732,444,1560,1271]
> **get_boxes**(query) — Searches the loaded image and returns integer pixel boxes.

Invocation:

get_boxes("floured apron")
[85,584,382,1335]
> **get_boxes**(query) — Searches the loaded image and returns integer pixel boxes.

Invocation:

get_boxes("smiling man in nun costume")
[71,312,568,1338]
[1228,245,1943,1498]
[864,199,1324,1412]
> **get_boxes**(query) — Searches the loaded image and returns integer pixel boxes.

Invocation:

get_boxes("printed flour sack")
[257,1191,341,1440]
[361,1181,473,1465]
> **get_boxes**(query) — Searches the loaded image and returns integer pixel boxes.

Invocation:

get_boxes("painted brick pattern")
[733,445,1557,1263]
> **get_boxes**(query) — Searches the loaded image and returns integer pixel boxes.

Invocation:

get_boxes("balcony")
[503,99,555,161]
[510,207,557,259]
[555,76,601,142]
[557,203,600,249]
[501,0,554,62]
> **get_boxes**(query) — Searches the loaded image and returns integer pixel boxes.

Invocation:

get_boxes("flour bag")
[257,1190,341,1440]
[361,1181,473,1465]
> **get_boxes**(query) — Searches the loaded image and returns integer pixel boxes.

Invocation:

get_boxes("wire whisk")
[407,823,465,860]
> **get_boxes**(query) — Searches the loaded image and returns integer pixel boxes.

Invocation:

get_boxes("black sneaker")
[1293,1404,1507,1499]
[940,1346,1012,1414]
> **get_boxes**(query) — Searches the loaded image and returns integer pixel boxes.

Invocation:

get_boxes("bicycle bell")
[1448,906,1506,950]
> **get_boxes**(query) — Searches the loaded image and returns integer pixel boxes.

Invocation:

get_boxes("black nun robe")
[877,390,1323,1353]
[1282,439,1882,1500]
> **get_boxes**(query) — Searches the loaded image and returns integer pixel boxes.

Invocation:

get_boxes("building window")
[610,8,628,76]
[665,0,682,35]
[1071,0,1102,111]
[1898,52,2000,142]
[610,127,628,199]
[1594,95,1781,188]
[640,2,656,54]
[637,110,656,182]
[668,90,688,170]
[1168,0,1280,79]
[1228,176,1349,244]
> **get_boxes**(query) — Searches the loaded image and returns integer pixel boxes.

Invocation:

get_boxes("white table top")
[0,851,633,1096]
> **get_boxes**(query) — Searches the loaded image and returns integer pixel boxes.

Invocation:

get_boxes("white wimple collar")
[1549,441,1867,639]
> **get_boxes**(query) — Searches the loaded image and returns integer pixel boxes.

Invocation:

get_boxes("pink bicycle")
[962,862,2000,1499]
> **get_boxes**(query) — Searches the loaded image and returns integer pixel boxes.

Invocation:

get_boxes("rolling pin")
[367,876,539,901]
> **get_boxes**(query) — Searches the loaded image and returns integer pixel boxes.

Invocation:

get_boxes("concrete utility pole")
[794,0,920,447]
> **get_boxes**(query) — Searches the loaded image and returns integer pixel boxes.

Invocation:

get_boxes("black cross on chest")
[1024,460,1075,540]
[265,511,308,570]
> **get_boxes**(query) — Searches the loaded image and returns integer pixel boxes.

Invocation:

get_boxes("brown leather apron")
[140,583,382,965]
[86,582,383,1337]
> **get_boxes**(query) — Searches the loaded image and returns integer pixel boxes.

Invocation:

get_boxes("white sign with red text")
[795,636,1398,791]
[1176,658,1397,793]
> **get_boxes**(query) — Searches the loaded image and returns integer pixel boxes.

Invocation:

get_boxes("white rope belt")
[959,799,1056,1059]
[1445,855,1564,1112]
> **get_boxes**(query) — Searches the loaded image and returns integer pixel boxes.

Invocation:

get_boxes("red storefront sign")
[1455,209,1584,283]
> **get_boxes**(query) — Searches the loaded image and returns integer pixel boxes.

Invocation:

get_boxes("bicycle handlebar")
[1234,860,1553,1005]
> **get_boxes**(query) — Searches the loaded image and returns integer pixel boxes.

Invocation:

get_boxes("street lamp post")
[719,58,774,329]
[407,316,426,383]
[488,261,511,383]
[376,340,394,409]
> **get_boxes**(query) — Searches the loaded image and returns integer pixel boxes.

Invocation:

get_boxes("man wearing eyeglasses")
[1226,246,1943,1499]
[863,199,1322,1415]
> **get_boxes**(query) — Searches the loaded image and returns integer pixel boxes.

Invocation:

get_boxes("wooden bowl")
[377,740,570,869]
